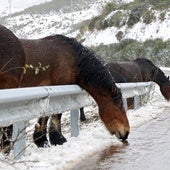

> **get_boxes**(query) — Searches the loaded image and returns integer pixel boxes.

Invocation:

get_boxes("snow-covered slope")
[0,0,53,17]
[1,0,169,47]
[1,0,111,39]
[82,10,170,46]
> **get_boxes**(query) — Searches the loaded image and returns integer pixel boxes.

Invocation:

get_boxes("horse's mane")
[134,58,169,83]
[45,34,122,103]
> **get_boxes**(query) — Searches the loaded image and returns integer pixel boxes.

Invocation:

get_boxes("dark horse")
[107,58,170,101]
[20,34,130,147]
[134,58,170,100]
[107,61,143,83]
[0,24,26,153]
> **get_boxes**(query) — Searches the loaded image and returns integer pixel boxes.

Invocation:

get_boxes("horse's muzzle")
[116,130,129,142]
[121,130,129,141]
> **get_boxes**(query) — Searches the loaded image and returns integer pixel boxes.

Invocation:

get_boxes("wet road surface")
[72,108,170,170]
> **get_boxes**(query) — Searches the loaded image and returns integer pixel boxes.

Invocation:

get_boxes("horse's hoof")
[33,130,49,148]
[0,126,13,154]
[80,116,86,122]
[49,130,67,146]
[43,141,50,148]
[1,141,11,154]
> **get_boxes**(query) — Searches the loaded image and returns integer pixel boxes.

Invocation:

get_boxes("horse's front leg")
[49,113,67,145]
[33,116,49,147]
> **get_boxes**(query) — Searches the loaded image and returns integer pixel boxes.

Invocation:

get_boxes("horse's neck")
[141,67,167,87]
[77,70,114,107]
[79,84,110,109]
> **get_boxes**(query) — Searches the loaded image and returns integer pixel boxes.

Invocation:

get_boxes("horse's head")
[154,70,170,101]
[93,85,130,141]
[134,58,170,101]
[71,37,130,141]
[160,76,170,101]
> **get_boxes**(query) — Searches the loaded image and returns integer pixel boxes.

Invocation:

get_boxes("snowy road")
[72,108,170,170]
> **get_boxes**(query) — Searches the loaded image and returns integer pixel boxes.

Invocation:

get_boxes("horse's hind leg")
[33,116,49,147]
[49,113,67,145]
[0,125,13,154]
[80,107,86,121]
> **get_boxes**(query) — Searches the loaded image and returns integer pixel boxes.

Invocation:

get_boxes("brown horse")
[20,34,130,147]
[0,24,26,153]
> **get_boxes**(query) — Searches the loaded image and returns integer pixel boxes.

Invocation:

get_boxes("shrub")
[103,2,117,15]
[88,2,117,31]
[159,12,166,21]
[116,31,124,41]
[102,11,127,28]
[127,4,147,27]
[143,11,156,24]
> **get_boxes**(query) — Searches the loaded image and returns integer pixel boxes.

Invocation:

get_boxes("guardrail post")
[13,121,27,159]
[134,96,140,110]
[122,97,128,112]
[70,109,79,137]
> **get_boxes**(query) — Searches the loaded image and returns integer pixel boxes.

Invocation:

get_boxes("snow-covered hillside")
[0,0,53,16]
[82,10,170,46]
[1,0,169,46]
[1,0,112,38]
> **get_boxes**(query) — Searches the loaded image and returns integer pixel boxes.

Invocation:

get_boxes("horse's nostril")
[119,130,129,142]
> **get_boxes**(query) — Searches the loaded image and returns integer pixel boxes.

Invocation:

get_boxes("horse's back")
[20,36,77,87]
[107,61,143,82]
[106,64,127,83]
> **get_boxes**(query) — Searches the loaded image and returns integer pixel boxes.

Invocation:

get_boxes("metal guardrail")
[117,82,155,111]
[0,85,94,127]
[0,82,155,159]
